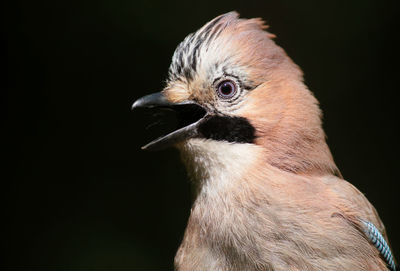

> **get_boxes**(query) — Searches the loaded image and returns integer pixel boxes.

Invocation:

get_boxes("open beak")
[132,92,207,151]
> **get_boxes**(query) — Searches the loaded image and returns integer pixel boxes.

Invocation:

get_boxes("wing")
[361,220,396,271]
[328,176,397,270]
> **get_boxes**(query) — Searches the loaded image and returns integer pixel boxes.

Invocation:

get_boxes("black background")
[3,0,399,270]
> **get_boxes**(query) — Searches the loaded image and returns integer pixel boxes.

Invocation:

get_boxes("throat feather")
[178,139,262,195]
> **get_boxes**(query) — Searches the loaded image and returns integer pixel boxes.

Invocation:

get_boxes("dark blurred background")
[3,0,399,270]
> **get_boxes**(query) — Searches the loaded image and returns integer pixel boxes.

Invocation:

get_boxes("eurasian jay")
[132,12,396,271]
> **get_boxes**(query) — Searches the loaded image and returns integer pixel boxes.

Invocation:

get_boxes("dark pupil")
[220,82,233,96]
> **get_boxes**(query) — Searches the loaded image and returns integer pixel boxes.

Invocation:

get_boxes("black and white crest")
[168,12,239,82]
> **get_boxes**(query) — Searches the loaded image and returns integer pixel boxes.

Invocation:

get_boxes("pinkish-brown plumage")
[134,11,396,271]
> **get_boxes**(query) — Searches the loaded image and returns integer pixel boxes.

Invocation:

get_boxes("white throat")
[178,138,263,195]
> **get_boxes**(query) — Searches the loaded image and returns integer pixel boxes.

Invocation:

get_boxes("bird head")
[133,12,339,179]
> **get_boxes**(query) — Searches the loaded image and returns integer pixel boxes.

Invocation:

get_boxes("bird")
[132,12,396,271]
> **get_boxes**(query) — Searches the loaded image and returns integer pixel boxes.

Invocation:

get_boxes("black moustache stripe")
[197,116,256,143]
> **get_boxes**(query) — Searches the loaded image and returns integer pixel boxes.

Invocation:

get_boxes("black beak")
[132,92,207,151]
[131,92,174,110]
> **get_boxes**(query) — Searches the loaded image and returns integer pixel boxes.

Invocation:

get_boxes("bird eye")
[217,80,237,99]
